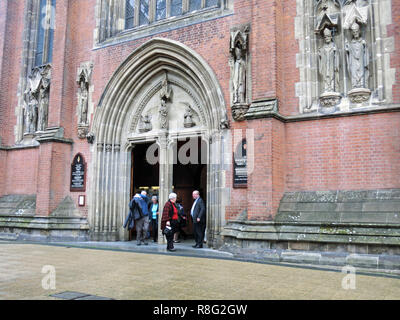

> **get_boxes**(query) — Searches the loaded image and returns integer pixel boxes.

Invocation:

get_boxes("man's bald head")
[192,190,200,199]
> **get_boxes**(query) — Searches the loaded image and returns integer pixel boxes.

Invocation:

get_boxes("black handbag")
[163,227,173,237]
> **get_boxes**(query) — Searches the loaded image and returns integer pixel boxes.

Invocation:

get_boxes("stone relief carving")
[229,24,250,121]
[76,62,93,139]
[183,103,196,128]
[159,73,172,130]
[138,114,152,133]
[130,78,206,134]
[23,65,51,136]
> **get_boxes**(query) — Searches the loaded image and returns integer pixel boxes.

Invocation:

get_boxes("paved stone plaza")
[0,242,399,300]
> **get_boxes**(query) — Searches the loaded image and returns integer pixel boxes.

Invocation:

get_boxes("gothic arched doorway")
[89,38,229,248]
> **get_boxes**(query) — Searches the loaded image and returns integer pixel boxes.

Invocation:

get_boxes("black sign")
[70,154,86,192]
[233,139,247,187]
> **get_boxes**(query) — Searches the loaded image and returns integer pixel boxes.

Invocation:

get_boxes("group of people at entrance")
[124,190,206,252]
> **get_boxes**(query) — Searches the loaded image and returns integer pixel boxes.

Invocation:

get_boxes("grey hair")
[169,193,177,200]
[152,195,158,200]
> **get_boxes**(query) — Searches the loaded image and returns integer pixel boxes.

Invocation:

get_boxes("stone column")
[157,133,173,244]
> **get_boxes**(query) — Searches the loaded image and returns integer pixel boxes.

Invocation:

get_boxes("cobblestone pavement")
[0,243,399,300]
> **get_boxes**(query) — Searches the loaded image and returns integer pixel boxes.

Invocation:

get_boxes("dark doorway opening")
[173,137,207,239]
[129,142,159,241]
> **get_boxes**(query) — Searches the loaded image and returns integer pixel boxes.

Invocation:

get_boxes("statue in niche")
[232,45,246,105]
[345,22,369,90]
[183,105,195,128]
[139,114,152,133]
[37,86,49,132]
[159,99,168,130]
[24,91,38,135]
[158,73,172,130]
[318,27,340,93]
[229,25,250,121]
[23,64,51,135]
[76,62,93,139]
[78,80,89,125]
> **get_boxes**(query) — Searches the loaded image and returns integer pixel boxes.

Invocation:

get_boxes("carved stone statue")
[183,106,195,128]
[24,91,38,135]
[159,99,168,130]
[76,62,93,139]
[318,27,340,93]
[232,46,246,104]
[345,22,369,89]
[230,25,250,121]
[78,81,89,125]
[160,75,172,102]
[37,86,49,132]
[139,114,152,133]
[24,65,51,135]
[158,73,172,130]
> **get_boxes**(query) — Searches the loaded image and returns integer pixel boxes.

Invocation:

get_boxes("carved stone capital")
[97,142,104,151]
[105,144,113,152]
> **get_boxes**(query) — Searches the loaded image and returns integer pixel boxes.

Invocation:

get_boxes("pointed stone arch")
[89,38,229,244]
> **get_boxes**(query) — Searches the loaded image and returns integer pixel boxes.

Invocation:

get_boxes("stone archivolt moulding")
[295,0,396,114]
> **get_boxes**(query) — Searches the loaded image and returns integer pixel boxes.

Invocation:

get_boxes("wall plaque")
[70,154,86,192]
[233,139,247,188]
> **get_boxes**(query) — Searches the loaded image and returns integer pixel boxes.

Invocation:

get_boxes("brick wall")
[0,0,24,146]
[4,148,39,195]
[285,113,400,192]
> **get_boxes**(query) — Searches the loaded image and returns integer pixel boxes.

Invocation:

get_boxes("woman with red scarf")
[161,193,179,252]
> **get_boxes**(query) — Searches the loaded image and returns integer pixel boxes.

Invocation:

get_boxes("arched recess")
[89,38,229,245]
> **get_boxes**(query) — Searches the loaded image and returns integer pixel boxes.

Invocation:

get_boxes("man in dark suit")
[191,190,206,248]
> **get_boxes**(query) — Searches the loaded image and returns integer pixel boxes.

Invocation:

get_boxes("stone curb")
[220,246,400,273]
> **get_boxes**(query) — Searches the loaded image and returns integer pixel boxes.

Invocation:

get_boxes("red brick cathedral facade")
[0,0,399,255]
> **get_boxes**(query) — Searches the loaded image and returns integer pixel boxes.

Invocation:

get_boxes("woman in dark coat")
[161,193,179,252]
